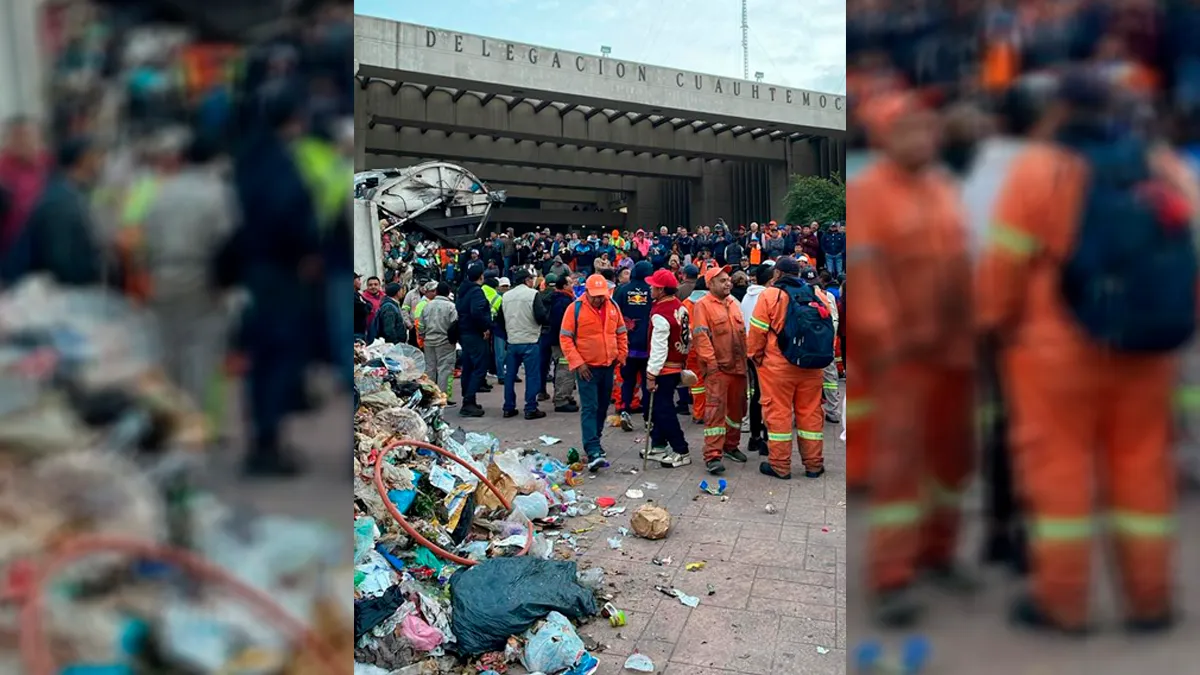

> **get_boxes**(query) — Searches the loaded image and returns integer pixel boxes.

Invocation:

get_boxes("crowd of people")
[0,0,353,477]
[356,218,846,480]
[846,0,1200,644]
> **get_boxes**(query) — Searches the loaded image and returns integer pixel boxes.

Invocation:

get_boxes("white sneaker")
[659,451,693,468]
[641,446,669,462]
[620,412,635,432]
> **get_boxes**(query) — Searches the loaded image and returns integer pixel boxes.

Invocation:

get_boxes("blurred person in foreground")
[0,116,50,259]
[228,82,323,476]
[1,136,108,287]
[976,71,1200,635]
[848,93,977,627]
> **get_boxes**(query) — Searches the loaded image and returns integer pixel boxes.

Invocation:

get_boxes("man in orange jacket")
[976,74,1199,634]
[849,92,975,627]
[690,265,749,474]
[560,274,629,471]
[747,256,827,480]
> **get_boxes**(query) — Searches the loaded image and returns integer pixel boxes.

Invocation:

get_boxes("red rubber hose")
[373,439,533,566]
[16,534,344,675]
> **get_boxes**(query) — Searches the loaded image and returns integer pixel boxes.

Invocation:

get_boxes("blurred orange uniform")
[976,143,1198,629]
[849,152,975,596]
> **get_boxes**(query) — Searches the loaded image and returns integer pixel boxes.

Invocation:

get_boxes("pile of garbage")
[354,343,631,674]
[0,278,347,674]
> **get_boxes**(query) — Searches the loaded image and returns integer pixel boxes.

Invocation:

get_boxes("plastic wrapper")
[512,493,550,520]
[383,343,427,382]
[355,517,379,564]
[448,557,598,655]
[520,611,586,674]
[400,613,445,652]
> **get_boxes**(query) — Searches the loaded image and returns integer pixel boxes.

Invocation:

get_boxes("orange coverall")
[746,286,825,476]
[848,158,975,594]
[976,143,1198,628]
[682,296,706,419]
[691,293,748,462]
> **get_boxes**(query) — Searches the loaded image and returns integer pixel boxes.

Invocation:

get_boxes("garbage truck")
[354,162,506,279]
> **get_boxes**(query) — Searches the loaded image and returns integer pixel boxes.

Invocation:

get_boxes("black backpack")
[1059,136,1197,353]
[773,277,835,369]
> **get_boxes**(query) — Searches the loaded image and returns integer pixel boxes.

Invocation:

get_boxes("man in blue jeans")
[559,274,629,471]
[821,222,845,276]
[501,268,548,419]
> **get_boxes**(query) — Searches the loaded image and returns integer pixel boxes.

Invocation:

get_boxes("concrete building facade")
[355,15,846,232]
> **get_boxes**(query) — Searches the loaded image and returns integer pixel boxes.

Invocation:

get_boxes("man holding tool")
[642,269,693,468]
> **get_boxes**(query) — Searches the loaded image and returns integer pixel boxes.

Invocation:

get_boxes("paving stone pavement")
[458,378,848,675]
[846,471,1200,673]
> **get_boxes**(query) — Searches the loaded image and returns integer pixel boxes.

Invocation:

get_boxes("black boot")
[748,437,768,456]
[873,586,923,629]
[1008,594,1090,637]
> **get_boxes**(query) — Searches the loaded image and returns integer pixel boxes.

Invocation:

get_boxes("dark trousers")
[538,337,553,393]
[747,360,764,441]
[981,346,1027,574]
[650,372,689,453]
[246,345,304,453]
[460,332,490,404]
[621,356,650,418]
[503,343,542,413]
[576,364,615,459]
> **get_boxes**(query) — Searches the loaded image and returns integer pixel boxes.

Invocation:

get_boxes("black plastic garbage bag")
[449,557,598,655]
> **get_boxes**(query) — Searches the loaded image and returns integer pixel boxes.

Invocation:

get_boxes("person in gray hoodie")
[739,262,774,456]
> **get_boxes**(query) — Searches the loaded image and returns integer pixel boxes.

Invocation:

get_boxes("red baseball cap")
[585,274,609,296]
[703,264,733,285]
[647,269,678,289]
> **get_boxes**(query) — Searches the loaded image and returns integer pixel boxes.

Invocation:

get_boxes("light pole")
[755,71,764,83]
[601,45,611,57]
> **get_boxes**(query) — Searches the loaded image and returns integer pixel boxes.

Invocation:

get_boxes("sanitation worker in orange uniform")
[690,264,749,475]
[746,256,827,480]
[848,92,976,627]
[977,73,1199,634]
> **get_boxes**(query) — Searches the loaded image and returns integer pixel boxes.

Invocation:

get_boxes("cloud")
[360,0,845,95]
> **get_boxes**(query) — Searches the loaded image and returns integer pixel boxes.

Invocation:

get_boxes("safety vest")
[291,136,348,231]
[481,284,502,317]
[116,175,160,301]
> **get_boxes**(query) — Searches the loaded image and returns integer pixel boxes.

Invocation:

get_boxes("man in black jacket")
[615,260,654,430]
[374,282,406,344]
[456,263,492,416]
[353,273,370,339]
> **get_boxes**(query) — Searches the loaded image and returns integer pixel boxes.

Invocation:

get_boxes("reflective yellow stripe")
[834,357,843,363]
[797,430,823,441]
[725,417,741,427]
[558,358,570,365]
[691,387,706,394]
[767,431,793,442]
[976,402,998,428]
[749,317,770,331]
[560,330,575,338]
[987,221,1038,257]
[693,326,711,335]
[822,382,839,390]
[1029,517,1094,541]
[703,427,726,437]
[846,399,874,419]
[1175,385,1200,412]
[869,503,923,527]
[1110,511,1174,538]
[616,325,628,334]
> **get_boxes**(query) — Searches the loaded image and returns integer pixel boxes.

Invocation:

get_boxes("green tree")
[784,173,845,226]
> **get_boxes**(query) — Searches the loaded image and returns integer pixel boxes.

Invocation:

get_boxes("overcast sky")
[355,0,846,95]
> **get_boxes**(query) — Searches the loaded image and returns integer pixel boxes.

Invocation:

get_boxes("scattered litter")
[539,435,562,446]
[596,496,618,508]
[602,506,627,517]
[513,492,551,520]
[630,504,672,540]
[625,489,644,499]
[576,567,605,589]
[764,503,778,514]
[601,602,627,627]
[624,652,656,671]
[699,479,728,495]
[521,611,588,674]
[607,537,623,549]
[618,527,631,536]
[652,557,673,566]
[655,586,701,607]
[817,646,830,655]
[821,526,831,533]
[685,562,706,572]
[706,583,716,596]
[641,482,658,490]
[399,613,445,651]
